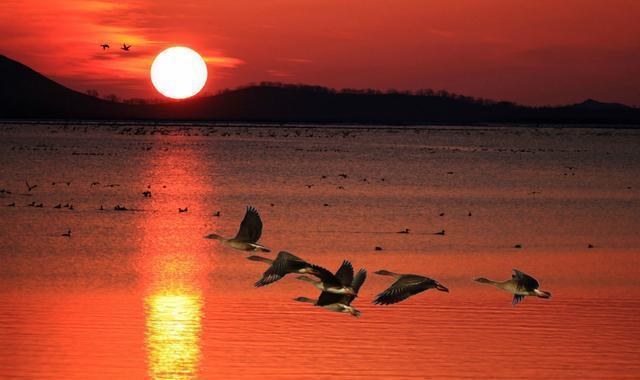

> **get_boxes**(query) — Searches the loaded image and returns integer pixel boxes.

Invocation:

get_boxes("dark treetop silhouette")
[1,55,638,124]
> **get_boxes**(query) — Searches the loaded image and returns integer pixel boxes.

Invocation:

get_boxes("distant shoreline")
[0,119,638,130]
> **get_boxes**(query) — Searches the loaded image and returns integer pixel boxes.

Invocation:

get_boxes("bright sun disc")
[151,47,207,99]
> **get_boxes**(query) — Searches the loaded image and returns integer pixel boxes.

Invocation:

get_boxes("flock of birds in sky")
[204,206,552,317]
[100,43,131,51]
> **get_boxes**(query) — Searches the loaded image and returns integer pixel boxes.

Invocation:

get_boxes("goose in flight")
[121,44,131,51]
[100,43,110,50]
[295,264,367,317]
[25,180,37,192]
[373,270,448,305]
[204,206,270,252]
[296,260,358,296]
[474,269,551,306]
[247,251,323,287]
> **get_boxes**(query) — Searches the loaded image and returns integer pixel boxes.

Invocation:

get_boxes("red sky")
[1,0,638,105]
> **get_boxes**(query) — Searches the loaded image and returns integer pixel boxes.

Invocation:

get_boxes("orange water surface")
[0,124,639,379]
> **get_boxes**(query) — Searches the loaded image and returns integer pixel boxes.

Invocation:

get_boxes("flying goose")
[204,206,270,252]
[100,43,110,50]
[121,44,131,51]
[25,180,37,192]
[474,269,551,306]
[296,260,358,296]
[295,264,367,317]
[373,270,448,305]
[247,251,323,287]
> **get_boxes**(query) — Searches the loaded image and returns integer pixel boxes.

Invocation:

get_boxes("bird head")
[344,306,361,317]
[435,282,449,292]
[203,233,222,240]
[535,289,552,299]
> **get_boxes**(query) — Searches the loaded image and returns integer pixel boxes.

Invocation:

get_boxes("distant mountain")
[1,54,639,124]
[0,54,139,119]
[569,98,633,111]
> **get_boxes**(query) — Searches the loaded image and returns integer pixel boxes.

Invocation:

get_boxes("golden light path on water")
[137,139,214,379]
[145,291,203,380]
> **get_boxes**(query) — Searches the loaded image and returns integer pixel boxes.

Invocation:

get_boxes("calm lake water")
[0,123,639,379]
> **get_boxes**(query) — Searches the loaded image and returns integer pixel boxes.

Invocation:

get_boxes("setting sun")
[150,47,207,99]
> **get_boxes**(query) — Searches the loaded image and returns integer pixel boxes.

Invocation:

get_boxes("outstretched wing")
[254,251,291,287]
[334,260,354,286]
[234,206,263,243]
[513,269,539,291]
[309,263,339,286]
[352,268,367,294]
[373,275,430,305]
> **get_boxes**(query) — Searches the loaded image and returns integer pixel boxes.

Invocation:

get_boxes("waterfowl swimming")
[61,230,71,237]
[295,263,367,317]
[434,229,445,235]
[373,270,449,305]
[397,228,410,234]
[204,206,270,252]
[248,251,323,287]
[474,269,551,306]
[296,260,358,296]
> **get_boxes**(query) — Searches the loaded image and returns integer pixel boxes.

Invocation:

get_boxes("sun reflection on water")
[145,291,203,380]
[139,143,215,380]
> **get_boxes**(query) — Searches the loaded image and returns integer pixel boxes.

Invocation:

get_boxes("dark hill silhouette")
[1,54,638,124]
[0,54,140,118]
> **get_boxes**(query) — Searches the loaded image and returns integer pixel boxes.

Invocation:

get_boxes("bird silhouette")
[100,43,110,50]
[474,269,551,306]
[204,206,270,252]
[373,270,449,305]
[248,251,323,287]
[296,260,358,296]
[121,44,131,51]
[295,264,367,317]
[25,180,37,192]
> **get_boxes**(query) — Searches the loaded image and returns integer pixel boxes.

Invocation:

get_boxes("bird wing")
[513,269,539,290]
[234,206,263,243]
[373,275,430,305]
[254,251,292,287]
[512,294,525,306]
[334,268,367,306]
[316,291,344,306]
[334,260,354,286]
[309,263,340,286]
[352,268,367,294]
